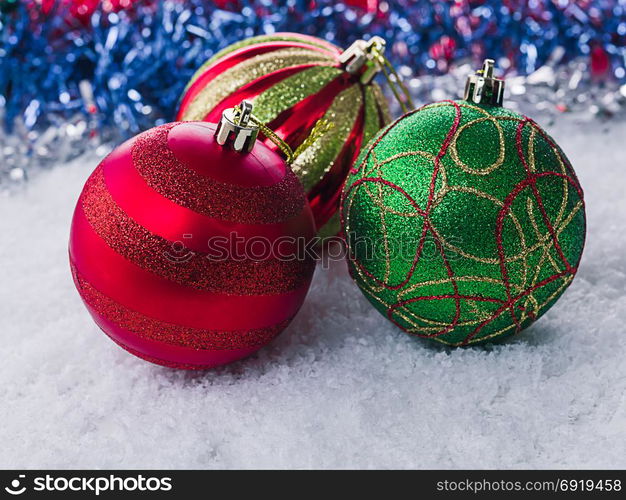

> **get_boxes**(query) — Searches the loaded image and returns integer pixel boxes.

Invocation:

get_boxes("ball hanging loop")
[464,59,505,106]
[215,100,259,153]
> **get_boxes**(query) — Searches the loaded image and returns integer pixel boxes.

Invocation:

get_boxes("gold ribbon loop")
[369,45,415,114]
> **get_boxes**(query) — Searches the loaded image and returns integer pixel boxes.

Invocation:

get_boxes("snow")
[0,119,625,469]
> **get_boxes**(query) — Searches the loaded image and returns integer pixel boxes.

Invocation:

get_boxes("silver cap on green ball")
[215,100,259,153]
[464,59,505,106]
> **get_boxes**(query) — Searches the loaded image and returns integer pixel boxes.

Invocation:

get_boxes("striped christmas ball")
[69,121,316,369]
[177,32,391,238]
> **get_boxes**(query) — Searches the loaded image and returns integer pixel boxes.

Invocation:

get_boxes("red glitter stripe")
[525,115,583,187]
[388,270,573,344]
[387,294,505,339]
[70,206,310,331]
[168,122,287,187]
[489,122,583,332]
[72,265,291,351]
[515,120,574,272]
[103,138,316,252]
[106,333,261,370]
[461,270,574,345]
[80,165,315,295]
[131,123,306,224]
[107,337,221,370]
[468,176,583,344]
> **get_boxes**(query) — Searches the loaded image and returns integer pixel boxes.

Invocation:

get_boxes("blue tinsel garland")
[0,0,624,186]
[1,1,624,136]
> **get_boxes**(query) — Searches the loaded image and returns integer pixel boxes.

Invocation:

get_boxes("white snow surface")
[0,119,625,469]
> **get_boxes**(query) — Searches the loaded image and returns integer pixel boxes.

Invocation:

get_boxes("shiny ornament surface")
[341,100,586,346]
[177,32,391,238]
[69,121,316,369]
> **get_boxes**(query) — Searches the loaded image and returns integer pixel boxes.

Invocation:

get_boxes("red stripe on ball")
[169,122,288,187]
[73,265,292,352]
[102,137,316,251]
[80,165,315,295]
[131,123,306,224]
[70,206,311,331]
[107,336,259,370]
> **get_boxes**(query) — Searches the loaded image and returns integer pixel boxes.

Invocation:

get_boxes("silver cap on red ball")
[464,59,505,106]
[339,36,386,85]
[215,100,259,153]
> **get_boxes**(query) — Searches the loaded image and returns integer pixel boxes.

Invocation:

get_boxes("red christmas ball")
[69,120,316,369]
[177,33,390,238]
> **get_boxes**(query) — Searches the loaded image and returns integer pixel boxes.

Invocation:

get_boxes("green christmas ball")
[341,99,586,346]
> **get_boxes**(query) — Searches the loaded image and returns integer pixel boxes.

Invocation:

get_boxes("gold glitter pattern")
[290,84,363,191]
[182,48,336,121]
[363,85,385,147]
[342,100,586,346]
[187,33,339,88]
[371,83,392,125]
[250,66,342,123]
[179,34,391,237]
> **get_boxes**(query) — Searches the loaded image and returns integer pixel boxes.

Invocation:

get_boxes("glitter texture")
[132,123,306,224]
[196,33,339,74]
[341,100,586,346]
[177,33,390,236]
[363,87,387,148]
[69,120,316,369]
[80,165,315,295]
[250,66,342,124]
[72,266,293,351]
[108,339,218,371]
[2,1,624,189]
[181,48,336,122]
[290,84,363,190]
